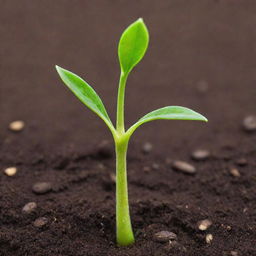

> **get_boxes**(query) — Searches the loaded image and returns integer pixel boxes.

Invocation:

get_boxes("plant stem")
[115,138,134,246]
[116,72,128,133]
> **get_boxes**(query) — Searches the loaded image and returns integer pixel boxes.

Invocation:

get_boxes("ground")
[0,1,256,255]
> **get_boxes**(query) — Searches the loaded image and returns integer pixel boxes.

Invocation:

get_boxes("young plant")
[55,18,207,246]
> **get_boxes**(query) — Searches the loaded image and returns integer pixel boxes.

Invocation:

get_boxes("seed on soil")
[230,251,238,256]
[229,168,240,177]
[9,120,25,132]
[242,115,256,132]
[191,149,210,161]
[172,161,196,175]
[235,158,248,166]
[205,234,213,244]
[197,219,212,231]
[32,182,52,194]
[4,167,17,176]
[97,140,113,158]
[22,202,37,214]
[153,231,177,243]
[33,217,48,228]
[142,142,153,154]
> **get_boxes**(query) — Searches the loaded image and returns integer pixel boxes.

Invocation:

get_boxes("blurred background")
[1,0,255,158]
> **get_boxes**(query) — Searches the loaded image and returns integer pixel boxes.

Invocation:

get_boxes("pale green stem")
[115,138,134,246]
[116,72,128,133]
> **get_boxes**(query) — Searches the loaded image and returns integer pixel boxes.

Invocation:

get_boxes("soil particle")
[197,219,212,231]
[32,182,52,194]
[196,79,209,93]
[206,234,213,244]
[8,120,25,132]
[229,168,241,177]
[172,161,196,175]
[165,241,187,253]
[153,231,177,243]
[242,115,256,132]
[191,149,210,161]
[152,163,160,170]
[22,202,37,214]
[142,142,153,154]
[4,167,17,176]
[235,158,248,166]
[33,217,48,228]
[230,251,239,256]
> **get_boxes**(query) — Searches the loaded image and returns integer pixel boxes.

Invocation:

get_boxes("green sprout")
[55,18,207,246]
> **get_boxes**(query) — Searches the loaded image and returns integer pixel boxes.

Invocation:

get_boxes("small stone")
[153,231,177,243]
[230,168,240,177]
[9,120,25,132]
[196,80,209,93]
[172,161,196,175]
[230,251,238,256]
[33,217,48,228]
[142,142,153,154]
[97,140,113,158]
[32,182,52,194]
[191,149,210,161]
[4,167,17,176]
[235,158,248,166]
[109,173,116,183]
[198,219,212,231]
[152,163,160,170]
[22,202,37,214]
[205,234,213,244]
[143,166,151,172]
[243,115,256,132]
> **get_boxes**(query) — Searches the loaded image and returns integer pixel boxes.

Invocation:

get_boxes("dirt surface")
[1,1,256,255]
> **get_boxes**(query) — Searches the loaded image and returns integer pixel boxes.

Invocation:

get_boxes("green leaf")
[55,66,115,133]
[127,106,207,136]
[118,18,149,74]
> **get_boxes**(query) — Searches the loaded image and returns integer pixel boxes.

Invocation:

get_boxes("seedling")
[55,18,207,246]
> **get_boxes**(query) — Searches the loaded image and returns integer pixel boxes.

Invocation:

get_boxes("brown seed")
[4,167,17,176]
[153,231,177,243]
[243,115,256,132]
[32,182,52,194]
[191,149,210,161]
[142,142,153,154]
[9,120,25,132]
[33,217,48,228]
[205,234,213,244]
[230,168,240,177]
[22,202,37,214]
[172,161,196,175]
[198,219,212,231]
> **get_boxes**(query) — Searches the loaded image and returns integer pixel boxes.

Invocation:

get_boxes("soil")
[1,1,256,255]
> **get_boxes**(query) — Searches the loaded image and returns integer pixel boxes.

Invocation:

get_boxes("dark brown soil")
[1,1,256,255]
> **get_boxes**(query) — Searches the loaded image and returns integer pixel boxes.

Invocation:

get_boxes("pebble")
[32,182,52,194]
[196,80,209,93]
[191,149,210,161]
[33,217,48,228]
[229,168,240,177]
[205,234,213,244]
[230,251,238,256]
[153,231,177,243]
[197,219,212,231]
[4,167,17,176]
[142,142,153,154]
[172,161,196,175]
[243,115,256,132]
[22,202,37,214]
[97,140,113,158]
[235,158,248,166]
[9,120,25,132]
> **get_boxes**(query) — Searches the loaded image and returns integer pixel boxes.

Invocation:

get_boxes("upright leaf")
[56,66,114,132]
[118,18,149,74]
[127,106,207,136]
